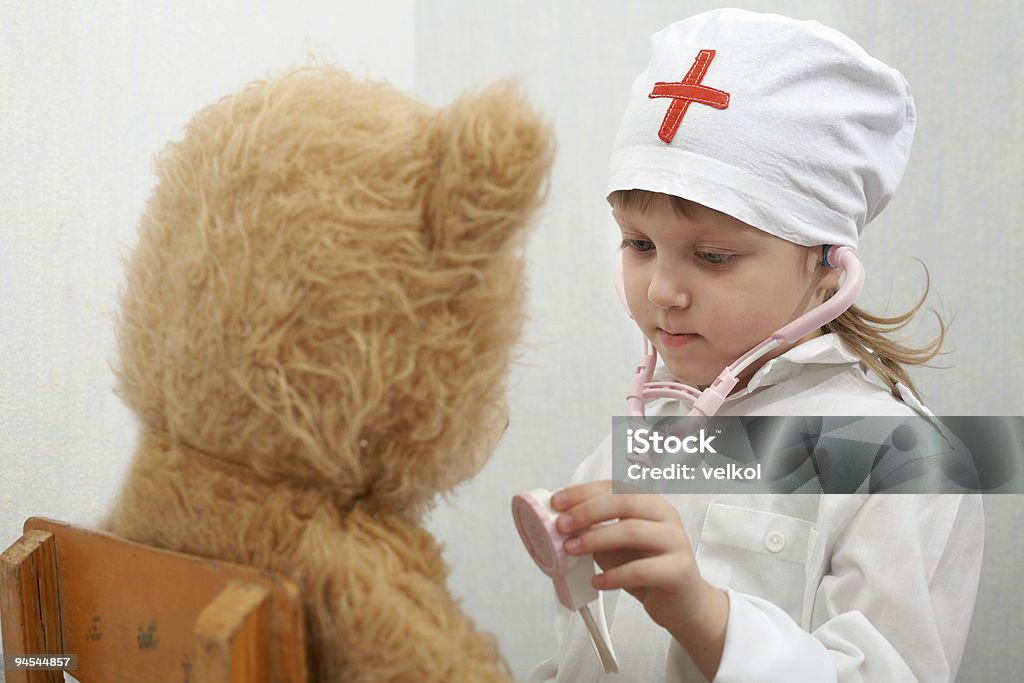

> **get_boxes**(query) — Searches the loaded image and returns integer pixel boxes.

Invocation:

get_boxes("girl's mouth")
[658,329,699,348]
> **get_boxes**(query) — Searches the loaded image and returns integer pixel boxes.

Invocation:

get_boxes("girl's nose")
[647,263,690,309]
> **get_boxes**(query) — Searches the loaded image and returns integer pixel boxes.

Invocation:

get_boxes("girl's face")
[614,193,840,391]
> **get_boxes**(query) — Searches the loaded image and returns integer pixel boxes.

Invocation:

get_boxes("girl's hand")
[552,480,727,646]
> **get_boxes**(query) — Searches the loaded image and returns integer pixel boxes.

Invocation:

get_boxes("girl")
[528,9,982,682]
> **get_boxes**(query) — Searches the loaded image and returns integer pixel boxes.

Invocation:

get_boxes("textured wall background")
[1,2,1021,681]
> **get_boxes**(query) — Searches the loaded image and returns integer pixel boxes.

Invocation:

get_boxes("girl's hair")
[608,189,948,401]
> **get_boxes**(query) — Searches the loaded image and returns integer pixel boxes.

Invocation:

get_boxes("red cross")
[649,49,730,144]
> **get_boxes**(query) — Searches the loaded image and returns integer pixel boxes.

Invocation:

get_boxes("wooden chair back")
[0,517,308,683]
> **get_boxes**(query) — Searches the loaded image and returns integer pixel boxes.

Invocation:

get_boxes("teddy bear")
[98,64,553,682]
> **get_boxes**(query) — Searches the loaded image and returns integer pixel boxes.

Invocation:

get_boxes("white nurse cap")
[607,8,917,248]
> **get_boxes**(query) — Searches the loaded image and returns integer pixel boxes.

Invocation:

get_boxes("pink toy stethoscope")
[621,244,864,464]
[512,245,863,673]
[511,489,619,673]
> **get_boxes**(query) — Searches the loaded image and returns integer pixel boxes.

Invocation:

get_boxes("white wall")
[2,2,1022,682]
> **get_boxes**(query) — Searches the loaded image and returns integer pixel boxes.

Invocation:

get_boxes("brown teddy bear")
[99,65,553,681]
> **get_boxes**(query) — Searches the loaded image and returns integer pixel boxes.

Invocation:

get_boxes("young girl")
[528,9,982,682]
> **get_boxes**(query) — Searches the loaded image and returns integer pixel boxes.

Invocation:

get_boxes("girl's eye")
[620,238,654,253]
[697,251,734,265]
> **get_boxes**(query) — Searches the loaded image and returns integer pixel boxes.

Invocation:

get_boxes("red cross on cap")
[649,49,730,143]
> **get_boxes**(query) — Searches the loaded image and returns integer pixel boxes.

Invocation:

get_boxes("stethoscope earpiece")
[821,244,839,269]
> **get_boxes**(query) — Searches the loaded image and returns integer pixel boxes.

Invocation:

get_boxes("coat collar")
[738,333,863,395]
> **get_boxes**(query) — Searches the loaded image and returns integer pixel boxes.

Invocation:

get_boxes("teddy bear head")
[115,66,553,516]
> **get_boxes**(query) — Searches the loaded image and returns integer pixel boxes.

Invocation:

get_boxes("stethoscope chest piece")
[512,490,567,577]
[512,489,619,674]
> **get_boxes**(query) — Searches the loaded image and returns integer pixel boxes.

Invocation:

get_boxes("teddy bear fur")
[99,64,553,681]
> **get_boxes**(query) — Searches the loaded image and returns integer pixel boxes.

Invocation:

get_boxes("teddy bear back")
[115,66,553,514]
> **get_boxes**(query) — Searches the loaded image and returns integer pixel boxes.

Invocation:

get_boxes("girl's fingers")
[594,555,689,592]
[556,490,677,534]
[551,480,612,511]
[564,518,683,556]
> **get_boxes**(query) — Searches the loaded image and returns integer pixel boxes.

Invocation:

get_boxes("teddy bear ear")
[423,79,554,253]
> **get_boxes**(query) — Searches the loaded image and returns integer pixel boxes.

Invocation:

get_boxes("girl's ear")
[822,264,843,291]
[422,79,554,254]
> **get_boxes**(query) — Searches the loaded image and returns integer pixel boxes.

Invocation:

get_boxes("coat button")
[765,531,786,553]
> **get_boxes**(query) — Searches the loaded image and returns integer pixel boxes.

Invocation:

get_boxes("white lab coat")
[527,334,984,682]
